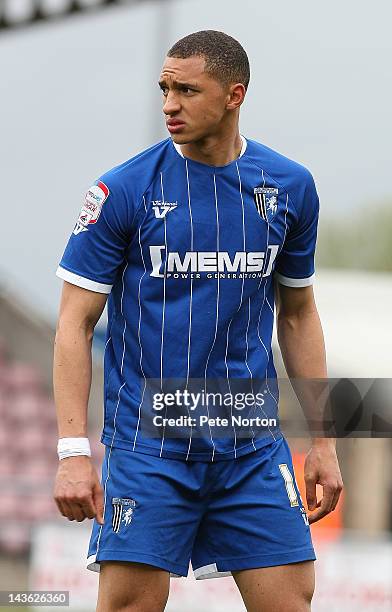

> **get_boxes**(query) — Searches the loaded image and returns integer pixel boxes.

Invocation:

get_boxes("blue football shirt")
[56,136,319,461]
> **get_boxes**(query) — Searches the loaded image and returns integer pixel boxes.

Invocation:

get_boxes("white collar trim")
[173,134,247,162]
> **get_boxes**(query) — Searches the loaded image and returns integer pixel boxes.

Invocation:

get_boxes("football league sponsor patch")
[73,181,110,235]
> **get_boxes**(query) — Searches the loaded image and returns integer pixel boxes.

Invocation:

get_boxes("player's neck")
[177,131,243,167]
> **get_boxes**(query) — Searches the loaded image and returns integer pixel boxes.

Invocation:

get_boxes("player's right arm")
[53,172,140,522]
[53,281,107,524]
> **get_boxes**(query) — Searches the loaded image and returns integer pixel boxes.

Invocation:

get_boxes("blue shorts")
[87,437,315,579]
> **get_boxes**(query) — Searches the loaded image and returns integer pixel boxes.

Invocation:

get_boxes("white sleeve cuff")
[56,266,113,294]
[274,272,315,287]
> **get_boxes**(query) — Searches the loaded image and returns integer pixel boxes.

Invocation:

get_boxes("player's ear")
[226,83,246,110]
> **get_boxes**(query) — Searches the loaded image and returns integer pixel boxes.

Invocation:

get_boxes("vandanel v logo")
[151,200,178,218]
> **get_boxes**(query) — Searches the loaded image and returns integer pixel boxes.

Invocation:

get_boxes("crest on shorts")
[73,181,110,235]
[112,498,136,533]
[300,507,310,526]
[253,187,279,223]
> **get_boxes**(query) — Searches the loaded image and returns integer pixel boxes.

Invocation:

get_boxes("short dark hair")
[167,30,250,91]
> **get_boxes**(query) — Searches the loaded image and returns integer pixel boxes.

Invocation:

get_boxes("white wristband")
[57,437,91,460]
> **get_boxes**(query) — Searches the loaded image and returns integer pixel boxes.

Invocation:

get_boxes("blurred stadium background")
[0,1,391,610]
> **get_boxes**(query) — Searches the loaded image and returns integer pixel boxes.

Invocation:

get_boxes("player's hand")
[53,455,104,524]
[304,440,343,524]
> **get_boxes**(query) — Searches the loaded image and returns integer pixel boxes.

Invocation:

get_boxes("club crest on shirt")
[112,498,136,533]
[253,187,279,223]
[73,181,110,235]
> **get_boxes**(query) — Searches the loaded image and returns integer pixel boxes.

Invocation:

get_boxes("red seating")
[0,337,88,553]
[0,335,105,554]
[0,523,31,555]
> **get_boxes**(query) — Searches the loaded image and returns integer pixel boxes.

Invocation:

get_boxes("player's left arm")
[275,282,343,523]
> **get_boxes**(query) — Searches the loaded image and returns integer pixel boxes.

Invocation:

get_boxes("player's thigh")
[96,560,170,612]
[232,560,315,612]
